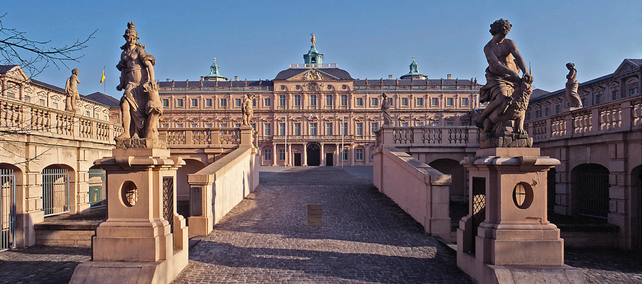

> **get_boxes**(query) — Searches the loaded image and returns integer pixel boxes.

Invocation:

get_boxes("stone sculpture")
[475,19,533,148]
[565,62,582,108]
[381,93,392,125]
[310,33,316,46]
[115,22,162,142]
[242,93,255,126]
[64,68,80,112]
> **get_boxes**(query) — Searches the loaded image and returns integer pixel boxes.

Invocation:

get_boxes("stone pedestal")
[70,146,189,284]
[457,148,586,284]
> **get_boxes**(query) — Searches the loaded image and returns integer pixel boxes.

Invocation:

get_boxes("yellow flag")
[100,69,105,85]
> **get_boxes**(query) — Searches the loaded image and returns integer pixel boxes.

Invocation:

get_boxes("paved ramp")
[172,166,473,283]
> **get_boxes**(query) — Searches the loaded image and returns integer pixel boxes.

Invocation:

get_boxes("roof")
[273,68,352,80]
[353,78,476,86]
[159,80,274,88]
[0,65,18,74]
[31,79,66,93]
[626,58,642,67]
[530,74,614,102]
[86,92,120,107]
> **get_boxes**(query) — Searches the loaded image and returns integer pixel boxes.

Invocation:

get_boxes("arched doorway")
[0,164,20,251]
[88,166,106,207]
[429,159,466,200]
[571,163,610,219]
[307,144,320,166]
[177,159,206,218]
[632,165,642,250]
[42,165,73,217]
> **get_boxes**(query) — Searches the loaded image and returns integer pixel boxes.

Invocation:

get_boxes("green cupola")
[303,33,324,66]
[400,57,427,80]
[203,58,228,81]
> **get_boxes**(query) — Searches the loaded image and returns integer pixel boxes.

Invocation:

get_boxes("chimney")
[388,75,393,79]
[447,74,452,79]
[234,76,239,81]
[166,78,171,82]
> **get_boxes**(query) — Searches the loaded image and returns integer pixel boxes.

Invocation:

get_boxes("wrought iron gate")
[470,177,486,254]
[42,168,70,217]
[163,177,174,231]
[575,165,609,218]
[1,169,16,251]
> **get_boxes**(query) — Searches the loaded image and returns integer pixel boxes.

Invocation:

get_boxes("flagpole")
[285,115,288,167]
[341,116,344,168]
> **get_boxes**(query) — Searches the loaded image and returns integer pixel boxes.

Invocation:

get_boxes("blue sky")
[2,0,641,97]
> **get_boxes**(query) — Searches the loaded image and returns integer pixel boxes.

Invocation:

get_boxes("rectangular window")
[163,99,169,107]
[191,98,198,107]
[24,95,31,103]
[630,88,639,96]
[191,123,198,128]
[86,111,91,116]
[279,95,286,106]
[251,123,256,130]
[388,98,393,106]
[581,98,587,106]
[446,98,454,106]
[612,90,618,101]
[162,123,170,128]
[294,123,301,136]
[371,123,378,134]
[545,108,550,116]
[220,123,227,128]
[326,123,333,135]
[356,149,363,161]
[206,99,212,107]
[310,95,317,106]
[556,105,561,114]
[595,94,603,104]
[536,109,541,118]
[294,95,301,106]
[462,97,469,106]
[264,123,271,136]
[417,122,423,127]
[279,123,285,136]
[341,95,348,106]
[6,92,15,99]
[279,149,285,161]
[264,149,272,161]
[235,98,242,107]
[264,98,271,107]
[342,149,348,161]
[176,99,184,107]
[310,123,317,136]
[446,122,454,126]
[371,98,378,106]
[53,102,58,109]
[356,123,363,136]
[176,123,184,128]
[326,95,333,106]
[205,123,212,128]
[220,98,227,107]
[431,98,439,106]
[252,99,256,107]
[356,98,363,106]
[401,98,408,106]
[416,97,423,106]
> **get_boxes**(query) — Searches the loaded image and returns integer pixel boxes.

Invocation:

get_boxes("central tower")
[303,33,323,66]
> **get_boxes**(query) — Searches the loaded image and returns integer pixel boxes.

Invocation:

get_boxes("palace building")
[158,41,482,167]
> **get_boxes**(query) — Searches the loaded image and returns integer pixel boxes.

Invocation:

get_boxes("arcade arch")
[571,163,610,219]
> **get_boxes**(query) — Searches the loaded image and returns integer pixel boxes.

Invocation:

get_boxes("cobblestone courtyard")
[1,166,642,283]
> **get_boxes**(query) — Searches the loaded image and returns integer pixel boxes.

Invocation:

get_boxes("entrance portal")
[326,153,333,166]
[294,154,302,166]
[307,144,320,166]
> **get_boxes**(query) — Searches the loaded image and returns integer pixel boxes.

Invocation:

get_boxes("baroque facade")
[0,65,118,249]
[158,43,482,167]
[525,59,642,249]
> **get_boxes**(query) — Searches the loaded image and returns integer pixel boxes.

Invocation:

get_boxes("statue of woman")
[242,93,255,126]
[381,93,392,125]
[565,62,582,108]
[115,22,162,141]
[65,68,80,112]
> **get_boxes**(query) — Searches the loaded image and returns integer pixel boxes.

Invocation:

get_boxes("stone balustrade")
[160,127,243,148]
[376,125,480,148]
[525,96,642,142]
[0,96,122,144]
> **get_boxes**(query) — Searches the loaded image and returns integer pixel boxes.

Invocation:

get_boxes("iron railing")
[0,168,15,251]
[42,168,70,217]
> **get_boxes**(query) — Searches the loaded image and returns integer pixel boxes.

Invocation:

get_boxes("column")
[287,144,292,167]
[303,142,308,166]
[350,144,355,166]
[272,143,277,166]
[320,143,325,166]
